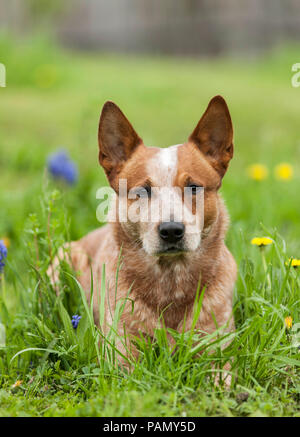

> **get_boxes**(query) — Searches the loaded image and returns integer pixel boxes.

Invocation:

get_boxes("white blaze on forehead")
[160,147,176,167]
[148,144,180,187]
[146,144,182,223]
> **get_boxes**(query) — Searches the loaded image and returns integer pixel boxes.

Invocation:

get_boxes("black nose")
[158,222,185,243]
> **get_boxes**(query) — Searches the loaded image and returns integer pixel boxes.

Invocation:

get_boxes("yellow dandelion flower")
[284,316,293,329]
[12,380,23,389]
[247,164,269,181]
[274,163,294,181]
[286,258,300,268]
[251,237,273,247]
[1,237,10,248]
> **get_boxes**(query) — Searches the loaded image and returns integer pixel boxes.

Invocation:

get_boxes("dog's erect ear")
[98,101,142,179]
[189,96,233,177]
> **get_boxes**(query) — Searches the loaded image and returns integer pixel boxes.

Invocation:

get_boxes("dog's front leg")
[47,241,89,292]
[178,307,234,388]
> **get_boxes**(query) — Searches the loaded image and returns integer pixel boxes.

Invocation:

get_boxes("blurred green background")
[0,0,300,279]
[1,35,300,265]
[0,0,299,417]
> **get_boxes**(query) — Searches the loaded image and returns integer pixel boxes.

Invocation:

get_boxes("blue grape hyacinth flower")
[71,315,82,330]
[47,149,78,185]
[0,240,8,273]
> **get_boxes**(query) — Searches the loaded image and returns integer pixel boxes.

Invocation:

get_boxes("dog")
[48,95,237,378]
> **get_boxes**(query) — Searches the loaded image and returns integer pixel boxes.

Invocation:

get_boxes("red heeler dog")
[48,95,237,381]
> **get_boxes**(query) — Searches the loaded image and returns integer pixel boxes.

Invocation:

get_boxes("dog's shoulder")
[79,225,110,259]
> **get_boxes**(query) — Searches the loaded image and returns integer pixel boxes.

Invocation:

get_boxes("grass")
[0,34,299,417]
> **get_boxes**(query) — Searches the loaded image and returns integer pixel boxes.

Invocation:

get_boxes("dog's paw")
[213,361,232,390]
[214,371,232,389]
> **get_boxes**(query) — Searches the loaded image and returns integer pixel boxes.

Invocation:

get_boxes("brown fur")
[48,96,237,381]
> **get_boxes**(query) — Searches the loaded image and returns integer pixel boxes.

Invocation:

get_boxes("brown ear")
[189,95,233,177]
[98,101,142,179]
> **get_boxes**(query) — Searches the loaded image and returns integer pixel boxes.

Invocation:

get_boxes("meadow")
[0,34,299,417]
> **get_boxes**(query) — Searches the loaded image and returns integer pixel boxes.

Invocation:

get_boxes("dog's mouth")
[155,245,187,256]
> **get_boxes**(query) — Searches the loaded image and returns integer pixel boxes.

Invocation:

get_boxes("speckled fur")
[48,96,237,378]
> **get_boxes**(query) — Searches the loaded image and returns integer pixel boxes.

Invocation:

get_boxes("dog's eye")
[186,183,203,194]
[136,185,151,198]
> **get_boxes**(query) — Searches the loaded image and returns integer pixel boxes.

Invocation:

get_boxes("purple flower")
[47,150,78,185]
[71,315,82,329]
[0,240,7,273]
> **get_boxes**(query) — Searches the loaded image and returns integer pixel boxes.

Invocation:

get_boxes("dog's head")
[98,96,233,258]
